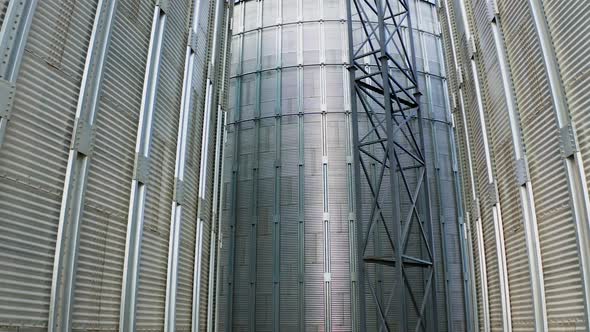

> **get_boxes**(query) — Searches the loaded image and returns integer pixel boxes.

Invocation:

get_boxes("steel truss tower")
[346,0,438,330]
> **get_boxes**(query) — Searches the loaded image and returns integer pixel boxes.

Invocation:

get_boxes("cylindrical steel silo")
[218,0,467,330]
[0,0,232,330]
[439,0,590,330]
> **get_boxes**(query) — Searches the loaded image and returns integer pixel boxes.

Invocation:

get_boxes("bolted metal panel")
[485,0,499,22]
[498,0,588,329]
[0,0,93,329]
[487,181,499,207]
[157,0,170,13]
[49,1,117,331]
[438,2,481,330]
[67,0,154,329]
[70,117,96,156]
[441,0,590,329]
[173,177,186,205]
[133,0,197,330]
[0,78,15,119]
[542,0,590,323]
[119,1,170,330]
[454,0,514,329]
[0,0,38,147]
[133,153,151,184]
[220,1,466,331]
[0,0,8,28]
[515,158,529,186]
[0,0,230,331]
[559,123,578,159]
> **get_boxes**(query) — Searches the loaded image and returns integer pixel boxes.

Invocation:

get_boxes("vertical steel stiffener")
[346,0,438,330]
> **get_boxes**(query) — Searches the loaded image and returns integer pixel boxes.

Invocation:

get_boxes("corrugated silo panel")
[256,118,276,332]
[441,1,473,224]
[542,7,590,327]
[303,113,325,331]
[199,124,221,331]
[222,1,465,330]
[543,1,590,190]
[199,221,212,330]
[199,10,225,325]
[134,0,190,329]
[438,4,459,92]
[455,82,485,332]
[177,190,197,330]
[438,7,484,329]
[217,129,234,331]
[0,0,229,330]
[498,0,587,329]
[233,175,252,331]
[0,1,96,328]
[177,4,215,318]
[193,13,210,116]
[279,120,300,330]
[459,33,505,330]
[327,112,352,331]
[437,9,481,330]
[71,0,154,329]
[177,86,205,332]
[469,0,536,330]
[442,29,482,332]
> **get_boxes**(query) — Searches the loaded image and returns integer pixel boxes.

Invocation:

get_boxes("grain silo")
[4,0,589,330]
[0,0,232,330]
[439,0,590,330]
[218,0,468,330]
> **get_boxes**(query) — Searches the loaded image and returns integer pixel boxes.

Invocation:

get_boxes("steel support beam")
[225,4,246,330]
[458,87,490,332]
[296,0,306,327]
[49,1,117,331]
[272,5,283,329]
[120,2,168,330]
[527,0,590,324]
[163,0,203,330]
[211,109,227,332]
[346,0,438,330]
[297,83,306,332]
[319,5,333,329]
[209,3,233,330]
[447,91,475,332]
[193,0,229,330]
[0,0,38,147]
[456,0,512,328]
[439,1,478,329]
[488,5,548,330]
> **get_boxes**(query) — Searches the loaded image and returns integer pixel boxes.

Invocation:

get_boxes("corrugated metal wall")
[0,0,231,331]
[0,0,95,329]
[219,0,467,331]
[440,0,590,330]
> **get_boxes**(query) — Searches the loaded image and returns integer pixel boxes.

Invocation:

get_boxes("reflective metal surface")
[440,0,590,330]
[0,0,231,330]
[219,0,467,330]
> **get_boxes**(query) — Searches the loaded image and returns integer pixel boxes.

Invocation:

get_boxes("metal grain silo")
[218,0,468,330]
[0,0,232,331]
[439,0,590,330]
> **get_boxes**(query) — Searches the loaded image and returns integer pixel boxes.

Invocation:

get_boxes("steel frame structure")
[346,0,438,330]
